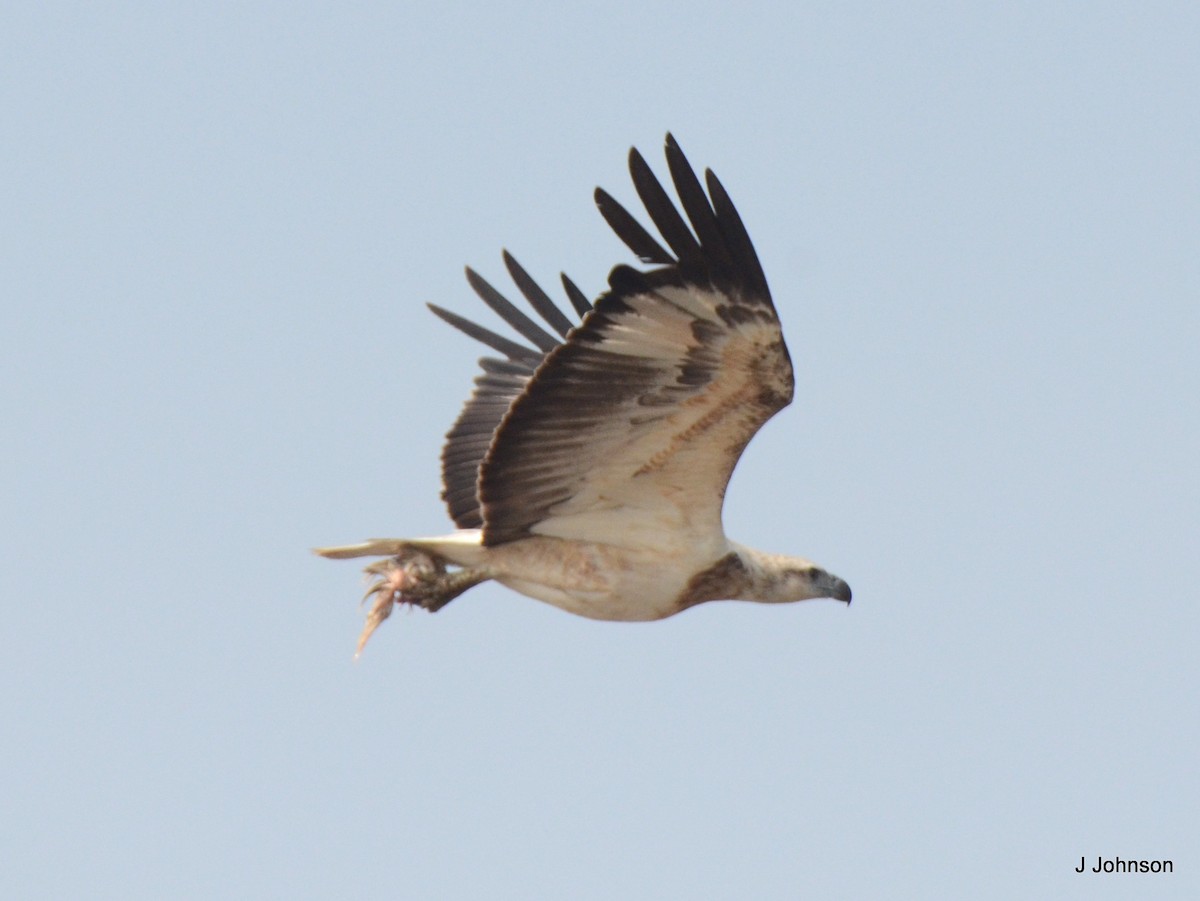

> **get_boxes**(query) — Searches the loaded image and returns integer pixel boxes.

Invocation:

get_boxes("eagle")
[317,135,851,655]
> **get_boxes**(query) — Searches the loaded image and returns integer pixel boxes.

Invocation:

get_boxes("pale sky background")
[3,3,1197,899]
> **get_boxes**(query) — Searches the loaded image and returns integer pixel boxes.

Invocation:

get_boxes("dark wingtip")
[560,273,592,317]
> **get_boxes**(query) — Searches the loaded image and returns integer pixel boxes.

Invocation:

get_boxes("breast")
[672,551,752,612]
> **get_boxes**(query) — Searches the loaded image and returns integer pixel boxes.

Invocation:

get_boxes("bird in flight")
[317,134,851,655]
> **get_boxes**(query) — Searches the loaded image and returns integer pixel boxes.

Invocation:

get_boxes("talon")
[353,551,443,658]
[360,559,413,608]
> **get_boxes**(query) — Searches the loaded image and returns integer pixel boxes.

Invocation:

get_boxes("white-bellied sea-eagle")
[317,135,851,655]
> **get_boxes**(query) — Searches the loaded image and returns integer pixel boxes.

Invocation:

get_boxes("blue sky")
[3,3,1196,898]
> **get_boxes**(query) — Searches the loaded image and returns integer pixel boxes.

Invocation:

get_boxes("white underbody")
[419,528,727,621]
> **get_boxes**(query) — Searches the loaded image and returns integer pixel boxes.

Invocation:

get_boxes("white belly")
[488,536,712,621]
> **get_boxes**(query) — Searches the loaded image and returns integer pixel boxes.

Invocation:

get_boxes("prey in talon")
[351,549,484,657]
[356,552,442,657]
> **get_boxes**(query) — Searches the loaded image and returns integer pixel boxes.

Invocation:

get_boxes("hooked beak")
[821,573,852,604]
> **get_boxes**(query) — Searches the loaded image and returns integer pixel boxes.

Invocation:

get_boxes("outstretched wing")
[477,135,793,549]
[430,255,591,529]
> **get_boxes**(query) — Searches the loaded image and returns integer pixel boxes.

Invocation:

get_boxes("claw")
[352,550,445,658]
[360,561,408,607]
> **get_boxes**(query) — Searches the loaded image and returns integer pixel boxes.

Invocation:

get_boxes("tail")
[314,530,486,566]
[314,539,414,559]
